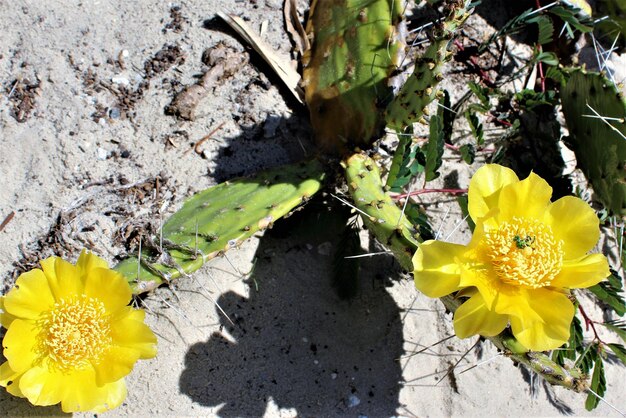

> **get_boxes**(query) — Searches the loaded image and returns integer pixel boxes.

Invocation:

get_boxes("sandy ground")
[0,1,625,417]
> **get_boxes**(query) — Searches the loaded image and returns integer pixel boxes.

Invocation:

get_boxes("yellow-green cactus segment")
[303,0,405,154]
[344,152,588,392]
[561,69,626,216]
[385,0,473,131]
[115,159,326,294]
[343,153,421,271]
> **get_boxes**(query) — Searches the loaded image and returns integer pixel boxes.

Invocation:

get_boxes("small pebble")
[109,107,121,119]
[347,395,360,408]
[96,147,108,160]
[111,75,130,86]
[331,373,337,380]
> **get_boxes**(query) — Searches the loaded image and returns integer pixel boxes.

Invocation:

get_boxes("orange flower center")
[483,217,563,289]
[40,295,111,371]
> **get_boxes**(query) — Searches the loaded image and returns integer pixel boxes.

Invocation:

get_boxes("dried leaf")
[217,12,304,103]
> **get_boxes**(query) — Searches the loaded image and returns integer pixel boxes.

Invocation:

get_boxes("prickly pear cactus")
[560,69,626,216]
[115,159,326,294]
[385,0,473,130]
[343,153,421,270]
[302,0,406,154]
[344,153,589,392]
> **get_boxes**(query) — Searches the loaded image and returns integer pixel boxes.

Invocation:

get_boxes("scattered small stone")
[347,394,360,408]
[111,75,130,87]
[96,147,109,160]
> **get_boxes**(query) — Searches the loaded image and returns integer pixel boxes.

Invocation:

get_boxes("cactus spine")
[115,159,326,294]
[560,69,626,216]
[344,153,589,392]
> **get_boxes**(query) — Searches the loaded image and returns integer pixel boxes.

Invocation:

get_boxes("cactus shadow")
[179,204,405,417]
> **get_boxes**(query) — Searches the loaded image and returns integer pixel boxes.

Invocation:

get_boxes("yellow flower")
[0,251,157,413]
[413,165,610,351]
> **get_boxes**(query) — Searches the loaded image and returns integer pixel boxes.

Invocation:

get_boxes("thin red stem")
[578,304,606,345]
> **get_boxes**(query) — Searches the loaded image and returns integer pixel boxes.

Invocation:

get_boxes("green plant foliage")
[607,343,626,364]
[425,114,445,181]
[601,320,626,342]
[585,356,606,411]
[464,110,484,145]
[459,143,475,164]
[588,270,626,316]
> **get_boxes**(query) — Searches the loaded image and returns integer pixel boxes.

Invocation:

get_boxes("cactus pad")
[385,0,473,131]
[560,69,626,216]
[343,153,421,271]
[302,0,406,154]
[115,159,326,294]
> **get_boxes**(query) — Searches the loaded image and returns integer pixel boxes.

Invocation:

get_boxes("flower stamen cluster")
[483,217,563,289]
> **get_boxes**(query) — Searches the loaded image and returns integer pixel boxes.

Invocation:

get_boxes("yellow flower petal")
[0,361,24,398]
[545,196,600,259]
[111,308,158,359]
[3,269,55,320]
[551,253,610,289]
[453,293,509,338]
[496,172,552,222]
[1,296,17,328]
[468,164,518,222]
[18,363,64,407]
[509,288,574,351]
[76,250,109,274]
[19,362,127,412]
[458,267,499,309]
[42,257,85,301]
[83,268,131,314]
[2,319,38,374]
[93,346,141,386]
[489,284,544,324]
[413,240,466,298]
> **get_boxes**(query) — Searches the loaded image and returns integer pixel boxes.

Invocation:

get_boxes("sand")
[0,1,624,417]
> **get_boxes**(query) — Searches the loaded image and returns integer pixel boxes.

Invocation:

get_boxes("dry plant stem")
[344,153,589,393]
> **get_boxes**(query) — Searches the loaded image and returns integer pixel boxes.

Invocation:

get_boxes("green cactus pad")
[343,153,422,271]
[560,69,626,216]
[115,159,326,294]
[303,0,405,154]
[385,0,473,131]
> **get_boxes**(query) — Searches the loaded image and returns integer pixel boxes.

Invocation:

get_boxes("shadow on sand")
[179,201,405,416]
